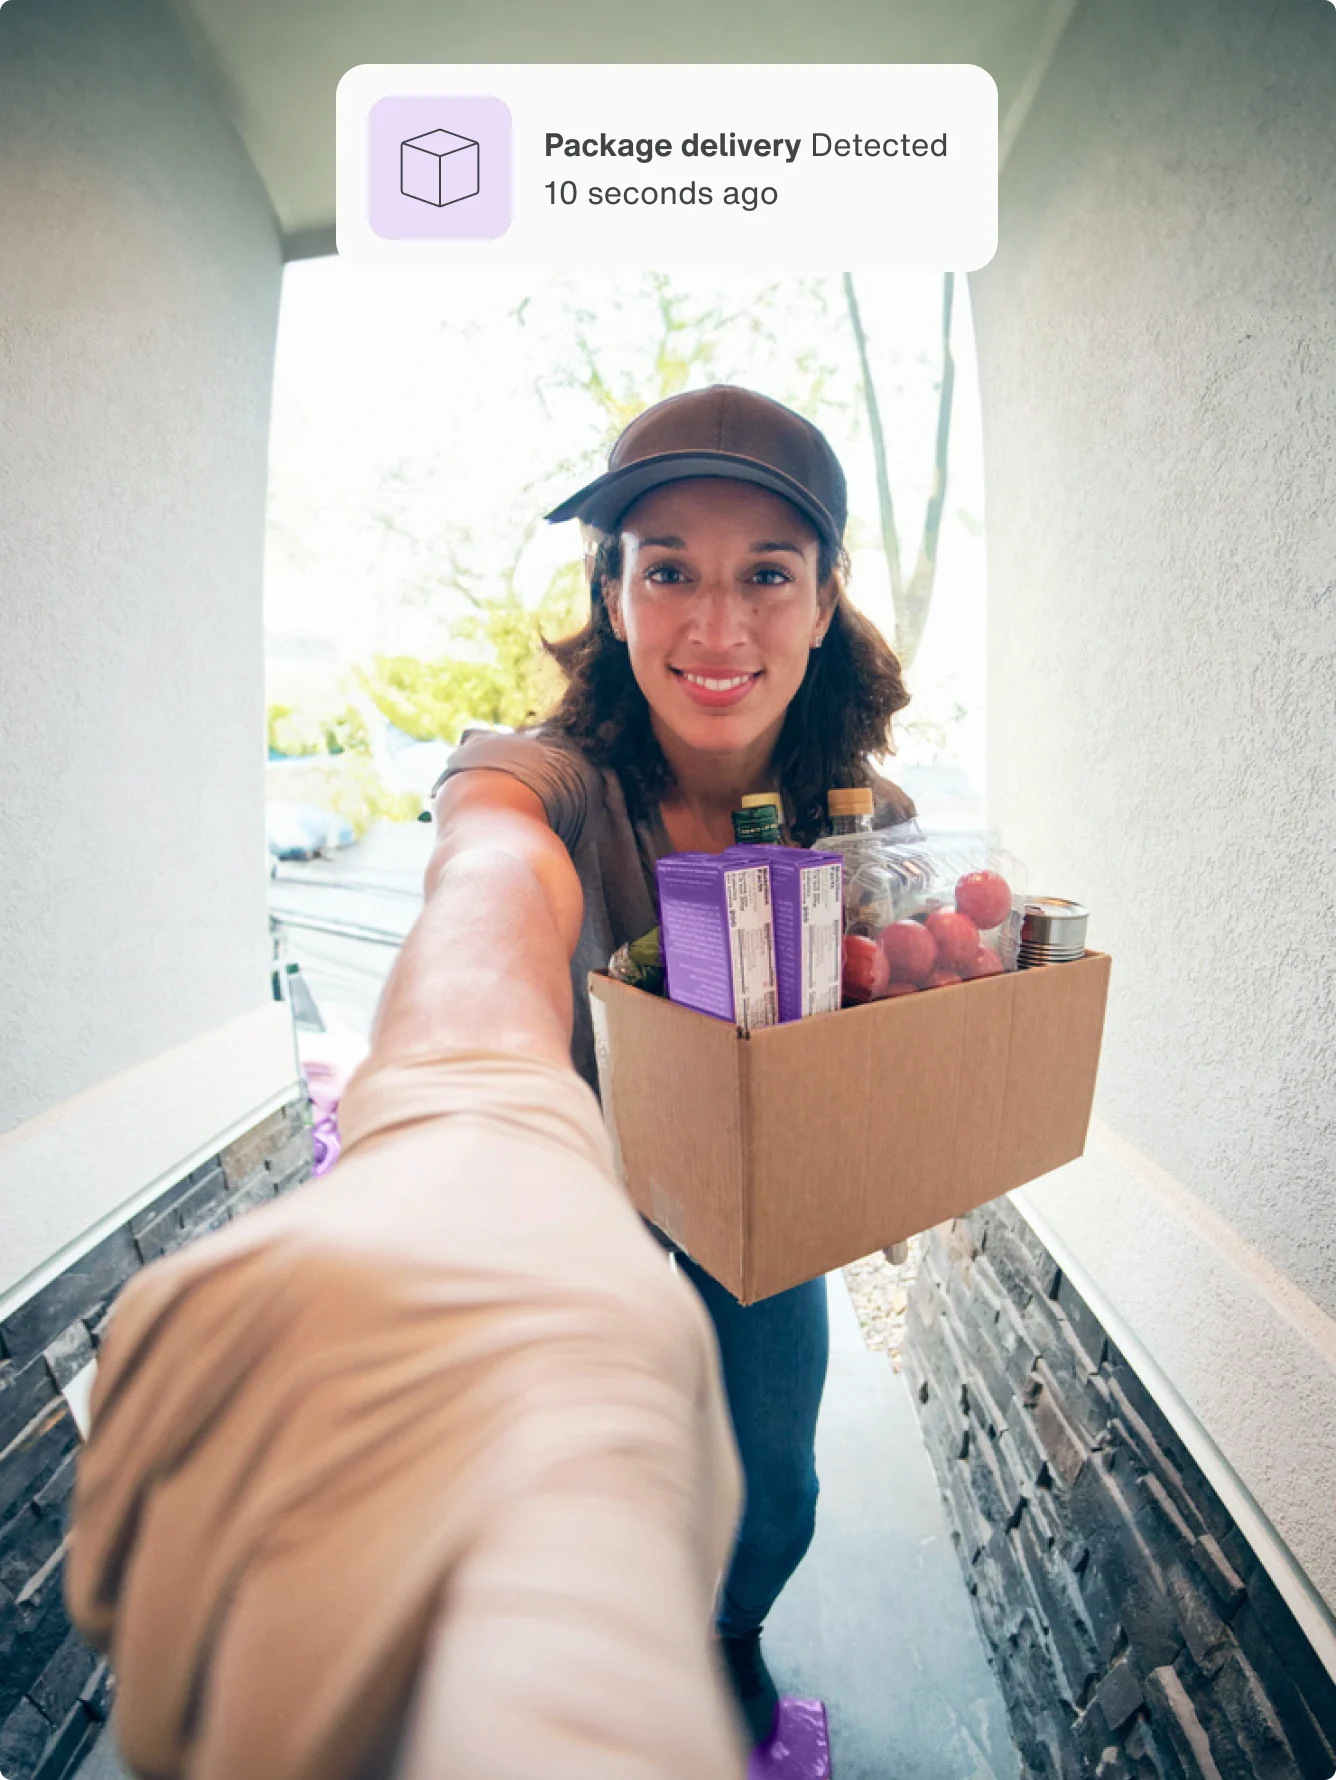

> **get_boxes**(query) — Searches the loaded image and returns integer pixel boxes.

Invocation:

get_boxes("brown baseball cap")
[544,384,847,551]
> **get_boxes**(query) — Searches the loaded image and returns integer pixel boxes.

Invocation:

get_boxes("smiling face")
[603,479,833,763]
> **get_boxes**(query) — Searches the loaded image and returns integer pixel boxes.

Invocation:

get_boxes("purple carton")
[656,853,779,1030]
[727,847,844,1022]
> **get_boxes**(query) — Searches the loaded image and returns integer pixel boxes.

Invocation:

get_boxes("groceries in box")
[593,786,1108,1302]
[614,789,1091,1033]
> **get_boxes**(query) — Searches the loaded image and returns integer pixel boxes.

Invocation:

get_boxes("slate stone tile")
[29,1628,96,1727]
[1146,1663,1226,1779]
[228,1174,278,1218]
[220,1108,289,1187]
[1075,1550,1127,1669]
[1095,1655,1144,1730]
[1229,1600,1336,1780]
[1240,1566,1336,1745]
[1053,1272,1107,1370]
[128,1165,205,1238]
[1015,1511,1100,1708]
[80,1660,113,1722]
[1067,1462,1180,1672]
[134,1165,231,1262]
[0,1697,53,1780]
[41,1323,94,1393]
[1123,1712,1185,1780]
[0,1401,78,1532]
[0,1357,58,1454]
[0,1576,70,1724]
[30,1696,99,1780]
[0,1500,63,1599]
[1141,1472,1202,1549]
[265,1128,313,1189]
[983,1244,1038,1316]
[1173,1644,1294,1780]
[962,1427,1014,1530]
[1030,1364,1088,1488]
[0,1230,137,1368]
[31,1447,75,1522]
[1166,1566,1232,1675]
[1072,1696,1114,1770]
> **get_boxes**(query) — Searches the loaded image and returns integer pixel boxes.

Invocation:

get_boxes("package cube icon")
[400,129,480,207]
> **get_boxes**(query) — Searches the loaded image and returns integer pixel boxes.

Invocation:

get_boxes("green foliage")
[268,701,370,758]
[359,562,587,744]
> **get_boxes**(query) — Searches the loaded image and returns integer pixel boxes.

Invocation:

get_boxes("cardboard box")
[589,952,1111,1304]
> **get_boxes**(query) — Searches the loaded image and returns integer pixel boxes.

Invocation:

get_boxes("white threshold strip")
[1012,1185,1336,1695]
[0,1001,300,1322]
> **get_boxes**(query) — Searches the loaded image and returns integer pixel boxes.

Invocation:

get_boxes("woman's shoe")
[719,1630,780,1746]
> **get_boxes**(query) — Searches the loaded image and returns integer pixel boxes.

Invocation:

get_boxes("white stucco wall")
[974,0,1336,1615]
[0,0,296,1297]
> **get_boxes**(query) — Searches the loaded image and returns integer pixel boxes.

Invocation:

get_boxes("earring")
[812,632,825,649]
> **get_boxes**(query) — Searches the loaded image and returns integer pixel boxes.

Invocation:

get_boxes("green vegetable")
[608,926,665,995]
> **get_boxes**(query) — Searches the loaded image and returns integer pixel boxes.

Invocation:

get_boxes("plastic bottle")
[812,788,895,933]
[822,787,875,839]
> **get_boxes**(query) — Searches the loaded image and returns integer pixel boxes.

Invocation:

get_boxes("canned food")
[1017,898,1089,967]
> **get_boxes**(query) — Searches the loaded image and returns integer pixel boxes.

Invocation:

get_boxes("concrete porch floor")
[764,1271,1020,1779]
[79,1270,1018,1780]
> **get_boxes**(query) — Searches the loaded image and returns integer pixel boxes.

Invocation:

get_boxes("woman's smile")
[670,665,765,708]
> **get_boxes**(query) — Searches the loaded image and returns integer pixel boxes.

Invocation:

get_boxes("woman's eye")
[645,563,689,585]
[752,566,793,587]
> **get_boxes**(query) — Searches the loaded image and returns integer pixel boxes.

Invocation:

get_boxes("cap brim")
[544,451,841,550]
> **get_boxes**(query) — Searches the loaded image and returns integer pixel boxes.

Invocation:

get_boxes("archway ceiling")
[170,0,1077,253]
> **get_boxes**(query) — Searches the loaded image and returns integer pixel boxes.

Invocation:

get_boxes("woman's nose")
[687,583,751,649]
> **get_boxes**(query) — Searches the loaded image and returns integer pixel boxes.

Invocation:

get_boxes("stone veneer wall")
[0,1101,311,1780]
[903,1200,1336,1780]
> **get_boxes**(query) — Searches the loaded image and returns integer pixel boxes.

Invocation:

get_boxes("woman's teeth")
[680,672,756,691]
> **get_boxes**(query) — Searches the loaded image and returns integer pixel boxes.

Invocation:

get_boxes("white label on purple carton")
[724,864,779,1030]
[800,861,844,1016]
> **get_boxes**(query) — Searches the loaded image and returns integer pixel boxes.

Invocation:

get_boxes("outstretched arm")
[368,768,585,1071]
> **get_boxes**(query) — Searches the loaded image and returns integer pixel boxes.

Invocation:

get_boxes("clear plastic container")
[813,820,1030,988]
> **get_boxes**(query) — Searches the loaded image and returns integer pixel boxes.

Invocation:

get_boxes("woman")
[432,383,914,1744]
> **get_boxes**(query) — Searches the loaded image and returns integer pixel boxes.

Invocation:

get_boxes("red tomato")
[922,969,963,989]
[924,909,980,972]
[963,946,1005,979]
[843,934,889,1003]
[885,981,919,998]
[955,870,1012,931]
[879,919,938,985]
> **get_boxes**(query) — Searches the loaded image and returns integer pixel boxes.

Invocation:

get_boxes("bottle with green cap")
[731,792,785,846]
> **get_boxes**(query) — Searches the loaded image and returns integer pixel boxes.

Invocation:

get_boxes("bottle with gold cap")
[731,791,785,846]
[815,786,897,935]
[824,787,875,839]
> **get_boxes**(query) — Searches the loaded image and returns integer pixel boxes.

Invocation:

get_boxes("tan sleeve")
[337,1046,616,1177]
[67,1052,743,1780]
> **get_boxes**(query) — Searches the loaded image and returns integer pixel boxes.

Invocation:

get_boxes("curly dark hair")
[542,531,912,845]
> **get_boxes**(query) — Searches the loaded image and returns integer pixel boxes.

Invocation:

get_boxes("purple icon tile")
[368,95,512,240]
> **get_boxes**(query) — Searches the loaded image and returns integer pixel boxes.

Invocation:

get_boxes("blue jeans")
[676,1255,830,1637]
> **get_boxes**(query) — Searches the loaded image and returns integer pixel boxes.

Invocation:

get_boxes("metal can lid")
[1020,898,1089,921]
[740,792,783,812]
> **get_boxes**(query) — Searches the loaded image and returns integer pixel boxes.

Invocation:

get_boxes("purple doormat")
[748,1698,832,1779]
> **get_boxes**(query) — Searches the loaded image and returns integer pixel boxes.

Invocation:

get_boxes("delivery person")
[66,842,746,1778]
[434,383,915,1742]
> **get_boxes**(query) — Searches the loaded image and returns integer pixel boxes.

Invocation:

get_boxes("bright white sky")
[264,262,986,783]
